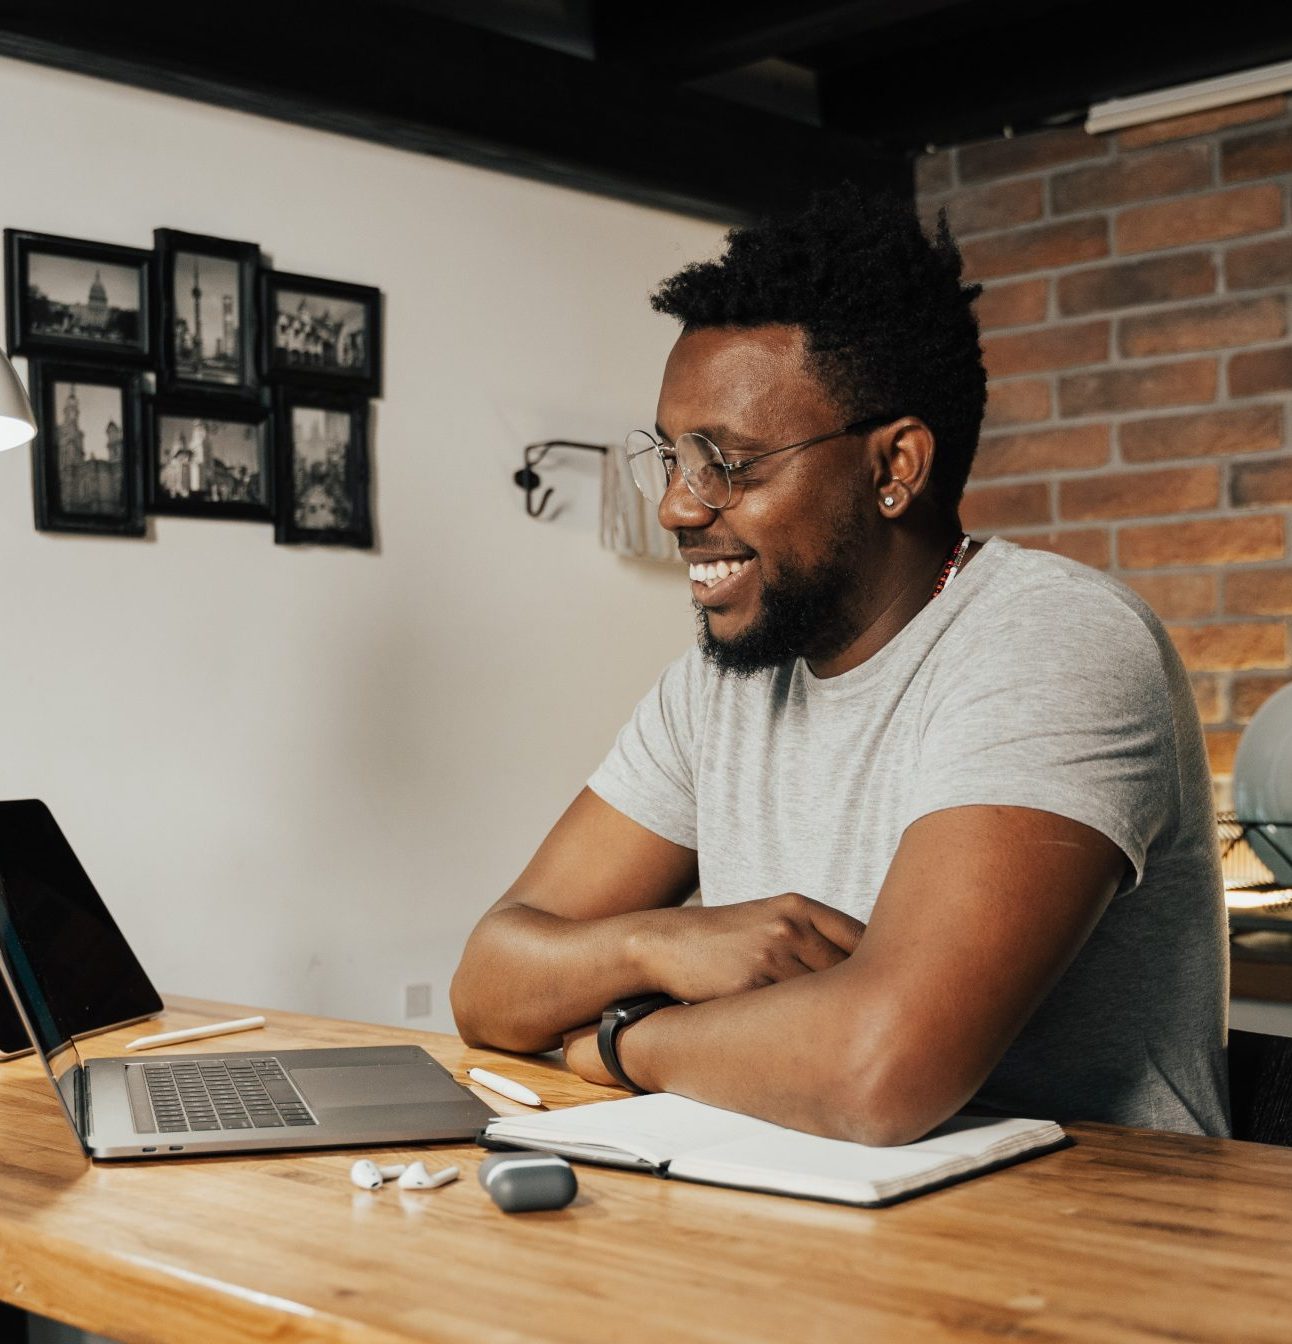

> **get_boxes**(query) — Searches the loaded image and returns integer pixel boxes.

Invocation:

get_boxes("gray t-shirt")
[589,537,1230,1136]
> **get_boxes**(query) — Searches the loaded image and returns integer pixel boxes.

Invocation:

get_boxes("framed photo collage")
[4,228,381,548]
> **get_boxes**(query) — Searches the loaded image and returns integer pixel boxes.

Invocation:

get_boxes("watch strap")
[597,994,677,1093]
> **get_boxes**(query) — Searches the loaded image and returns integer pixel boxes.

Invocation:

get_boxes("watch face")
[621,994,674,1022]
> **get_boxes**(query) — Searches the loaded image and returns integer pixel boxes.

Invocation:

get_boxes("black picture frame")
[261,270,382,397]
[154,229,260,396]
[5,230,153,367]
[146,394,275,522]
[28,360,145,536]
[275,389,372,549]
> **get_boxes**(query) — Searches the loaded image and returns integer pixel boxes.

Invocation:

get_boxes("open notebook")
[481,1093,1069,1208]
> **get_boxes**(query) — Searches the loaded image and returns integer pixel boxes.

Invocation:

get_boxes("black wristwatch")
[597,993,678,1093]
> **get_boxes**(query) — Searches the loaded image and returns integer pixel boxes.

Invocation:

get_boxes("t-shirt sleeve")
[910,579,1179,892]
[587,647,704,849]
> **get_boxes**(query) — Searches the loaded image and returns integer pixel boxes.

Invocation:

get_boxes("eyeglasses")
[625,416,893,511]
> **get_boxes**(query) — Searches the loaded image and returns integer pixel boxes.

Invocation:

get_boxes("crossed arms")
[450,786,1124,1146]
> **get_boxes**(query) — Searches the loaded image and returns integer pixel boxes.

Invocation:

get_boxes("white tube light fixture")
[0,351,35,452]
[1086,58,1292,135]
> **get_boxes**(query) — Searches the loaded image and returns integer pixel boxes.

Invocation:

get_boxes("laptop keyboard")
[131,1058,317,1134]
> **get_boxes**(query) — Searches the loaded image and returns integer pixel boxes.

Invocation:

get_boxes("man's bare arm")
[450,788,865,1053]
[566,804,1125,1145]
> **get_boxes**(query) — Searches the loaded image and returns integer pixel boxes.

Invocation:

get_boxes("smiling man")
[451,187,1229,1143]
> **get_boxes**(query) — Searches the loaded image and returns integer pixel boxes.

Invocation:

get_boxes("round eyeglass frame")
[625,415,895,511]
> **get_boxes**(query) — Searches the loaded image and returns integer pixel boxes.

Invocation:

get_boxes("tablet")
[0,799,162,1059]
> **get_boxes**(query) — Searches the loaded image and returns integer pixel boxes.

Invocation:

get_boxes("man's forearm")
[450,905,670,1053]
[614,962,975,1147]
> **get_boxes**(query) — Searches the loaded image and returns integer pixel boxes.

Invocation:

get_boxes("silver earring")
[882,495,895,508]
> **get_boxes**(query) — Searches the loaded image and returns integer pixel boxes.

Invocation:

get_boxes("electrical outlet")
[403,982,431,1019]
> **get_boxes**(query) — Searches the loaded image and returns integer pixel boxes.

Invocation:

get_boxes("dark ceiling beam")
[0,0,906,223]
[590,0,972,80]
[817,0,1292,150]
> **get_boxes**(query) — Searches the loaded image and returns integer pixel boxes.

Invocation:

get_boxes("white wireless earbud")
[397,1161,460,1190]
[349,1159,408,1190]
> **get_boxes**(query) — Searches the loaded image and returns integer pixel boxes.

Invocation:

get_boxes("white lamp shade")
[1233,682,1292,885]
[0,350,36,451]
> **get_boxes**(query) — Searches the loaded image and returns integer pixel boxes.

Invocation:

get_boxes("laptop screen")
[0,886,85,1136]
[0,800,161,1055]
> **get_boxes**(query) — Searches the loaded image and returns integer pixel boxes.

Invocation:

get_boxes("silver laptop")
[0,802,495,1160]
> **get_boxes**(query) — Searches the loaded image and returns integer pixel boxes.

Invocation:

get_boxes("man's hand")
[637,892,866,1004]
[562,1022,617,1088]
[560,890,865,1085]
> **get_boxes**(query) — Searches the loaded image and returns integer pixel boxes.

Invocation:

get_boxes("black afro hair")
[650,184,988,513]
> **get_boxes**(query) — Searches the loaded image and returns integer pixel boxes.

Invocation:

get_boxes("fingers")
[765,892,866,957]
[804,900,867,956]
[787,921,854,973]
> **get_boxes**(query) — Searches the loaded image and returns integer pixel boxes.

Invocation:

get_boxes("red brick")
[1204,729,1242,775]
[1057,252,1215,317]
[960,481,1051,531]
[1119,514,1286,568]
[1227,568,1292,616]
[1059,360,1217,416]
[915,149,953,195]
[1222,125,1292,182]
[1119,405,1284,463]
[973,425,1109,478]
[1233,458,1292,507]
[1060,466,1219,521]
[1078,274,1222,337]
[1002,528,1111,568]
[1119,297,1287,358]
[982,321,1109,377]
[1190,673,1224,723]
[1051,144,1211,214]
[932,178,1045,236]
[1229,347,1292,396]
[1124,573,1219,620]
[1167,622,1289,671]
[975,278,1049,331]
[1225,237,1292,291]
[1233,674,1292,721]
[1117,95,1287,150]
[1115,185,1284,255]
[958,125,1107,184]
[982,378,1051,428]
[961,218,1108,280]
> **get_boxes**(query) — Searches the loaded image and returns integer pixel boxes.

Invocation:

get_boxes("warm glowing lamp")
[0,350,36,451]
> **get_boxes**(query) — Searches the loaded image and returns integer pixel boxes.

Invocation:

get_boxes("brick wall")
[917,95,1292,797]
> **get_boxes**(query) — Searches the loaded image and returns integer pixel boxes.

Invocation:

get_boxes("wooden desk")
[2,998,1291,1344]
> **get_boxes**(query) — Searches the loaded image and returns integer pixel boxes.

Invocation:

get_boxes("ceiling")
[2,1,1291,221]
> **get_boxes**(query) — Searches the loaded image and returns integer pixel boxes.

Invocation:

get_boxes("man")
[451,187,1228,1144]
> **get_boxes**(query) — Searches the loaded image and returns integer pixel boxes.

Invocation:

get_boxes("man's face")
[655,324,879,676]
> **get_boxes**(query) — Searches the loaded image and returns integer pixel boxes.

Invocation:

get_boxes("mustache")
[674,530,755,555]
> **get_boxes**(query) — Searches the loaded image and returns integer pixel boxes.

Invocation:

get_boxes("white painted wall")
[0,56,721,1037]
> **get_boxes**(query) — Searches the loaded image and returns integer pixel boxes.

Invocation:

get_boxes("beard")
[695,507,874,678]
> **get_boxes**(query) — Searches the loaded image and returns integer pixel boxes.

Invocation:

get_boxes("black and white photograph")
[155,229,260,396]
[5,230,153,366]
[275,391,372,548]
[28,361,145,536]
[147,396,273,522]
[262,271,382,397]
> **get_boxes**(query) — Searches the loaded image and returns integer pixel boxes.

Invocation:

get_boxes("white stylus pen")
[467,1067,543,1107]
[123,1015,267,1052]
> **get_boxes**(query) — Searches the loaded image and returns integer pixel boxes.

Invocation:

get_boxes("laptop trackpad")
[291,1064,448,1110]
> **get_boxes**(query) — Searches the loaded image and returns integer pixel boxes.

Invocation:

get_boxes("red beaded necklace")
[929,533,971,601]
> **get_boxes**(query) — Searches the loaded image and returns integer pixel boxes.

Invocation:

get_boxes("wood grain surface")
[1,997,1289,1344]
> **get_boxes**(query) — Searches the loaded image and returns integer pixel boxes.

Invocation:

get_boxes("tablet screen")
[0,800,162,1056]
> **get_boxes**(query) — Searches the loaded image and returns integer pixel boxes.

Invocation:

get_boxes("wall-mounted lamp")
[0,350,36,451]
